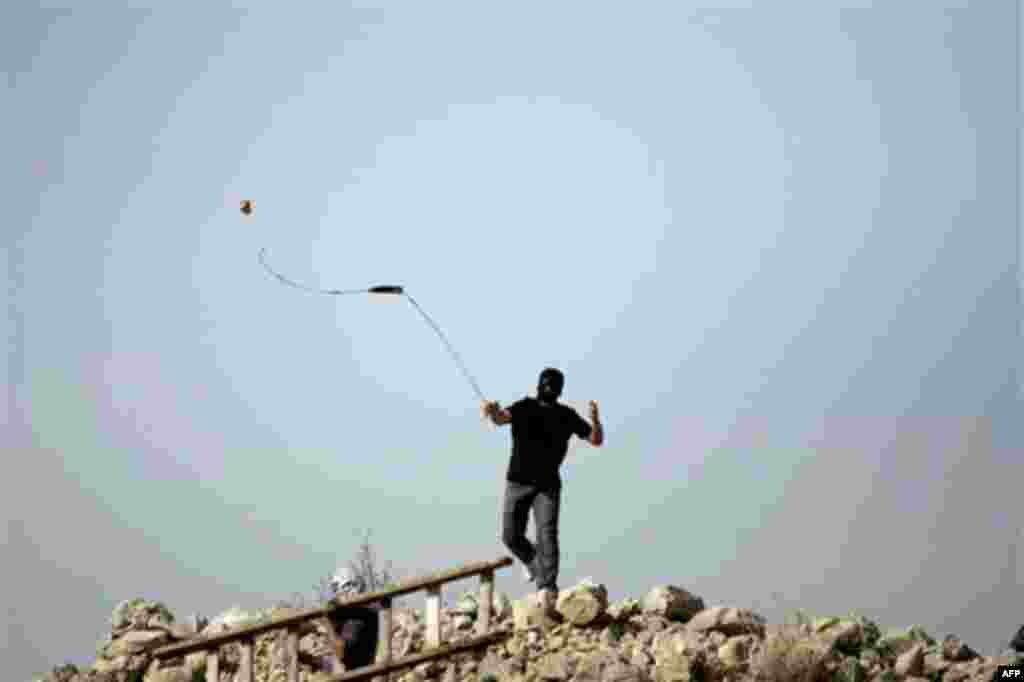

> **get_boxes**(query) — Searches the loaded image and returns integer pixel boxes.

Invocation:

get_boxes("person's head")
[329,567,366,597]
[536,367,565,404]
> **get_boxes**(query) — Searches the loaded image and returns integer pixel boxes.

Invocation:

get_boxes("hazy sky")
[5,2,1021,678]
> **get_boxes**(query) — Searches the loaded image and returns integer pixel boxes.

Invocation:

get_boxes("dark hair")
[539,367,564,386]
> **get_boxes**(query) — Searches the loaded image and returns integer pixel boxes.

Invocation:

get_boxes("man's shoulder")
[557,402,581,417]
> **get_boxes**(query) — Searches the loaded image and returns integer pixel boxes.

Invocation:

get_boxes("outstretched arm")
[482,401,512,426]
[588,401,604,446]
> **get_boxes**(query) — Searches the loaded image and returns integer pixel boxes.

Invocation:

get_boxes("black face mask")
[537,369,564,404]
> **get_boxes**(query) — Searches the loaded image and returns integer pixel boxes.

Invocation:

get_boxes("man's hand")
[482,400,512,426]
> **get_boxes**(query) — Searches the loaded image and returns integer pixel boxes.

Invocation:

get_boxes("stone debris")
[25,582,1024,682]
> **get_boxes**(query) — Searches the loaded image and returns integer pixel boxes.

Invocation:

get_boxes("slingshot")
[258,248,486,402]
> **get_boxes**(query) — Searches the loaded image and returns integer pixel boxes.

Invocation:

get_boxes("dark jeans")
[326,606,379,670]
[501,480,562,591]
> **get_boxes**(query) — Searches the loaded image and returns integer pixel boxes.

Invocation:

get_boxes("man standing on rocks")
[482,367,604,615]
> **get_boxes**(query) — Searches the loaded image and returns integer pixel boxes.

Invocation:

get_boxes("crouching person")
[322,567,383,674]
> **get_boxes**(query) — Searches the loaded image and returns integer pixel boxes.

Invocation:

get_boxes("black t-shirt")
[326,603,382,668]
[505,397,592,488]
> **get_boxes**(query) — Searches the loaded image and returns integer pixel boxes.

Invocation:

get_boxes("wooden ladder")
[152,556,514,682]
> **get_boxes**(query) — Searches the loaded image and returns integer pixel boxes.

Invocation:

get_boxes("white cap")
[329,567,366,596]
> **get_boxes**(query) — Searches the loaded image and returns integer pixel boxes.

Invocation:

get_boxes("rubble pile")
[29,581,1023,682]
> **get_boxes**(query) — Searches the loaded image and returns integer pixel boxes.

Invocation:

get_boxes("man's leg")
[532,485,562,594]
[501,481,539,570]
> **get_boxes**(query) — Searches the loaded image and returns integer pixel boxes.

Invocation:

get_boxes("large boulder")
[143,614,207,642]
[106,630,171,657]
[685,607,765,637]
[513,596,558,631]
[750,630,831,682]
[556,578,609,626]
[652,631,705,665]
[641,586,705,624]
[815,618,866,655]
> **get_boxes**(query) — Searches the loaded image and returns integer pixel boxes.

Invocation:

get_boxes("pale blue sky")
[5,2,1021,678]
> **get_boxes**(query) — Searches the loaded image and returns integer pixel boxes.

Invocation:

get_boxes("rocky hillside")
[29,579,1023,682]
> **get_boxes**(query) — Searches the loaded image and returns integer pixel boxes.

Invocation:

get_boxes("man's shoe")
[536,589,561,620]
[520,558,538,584]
